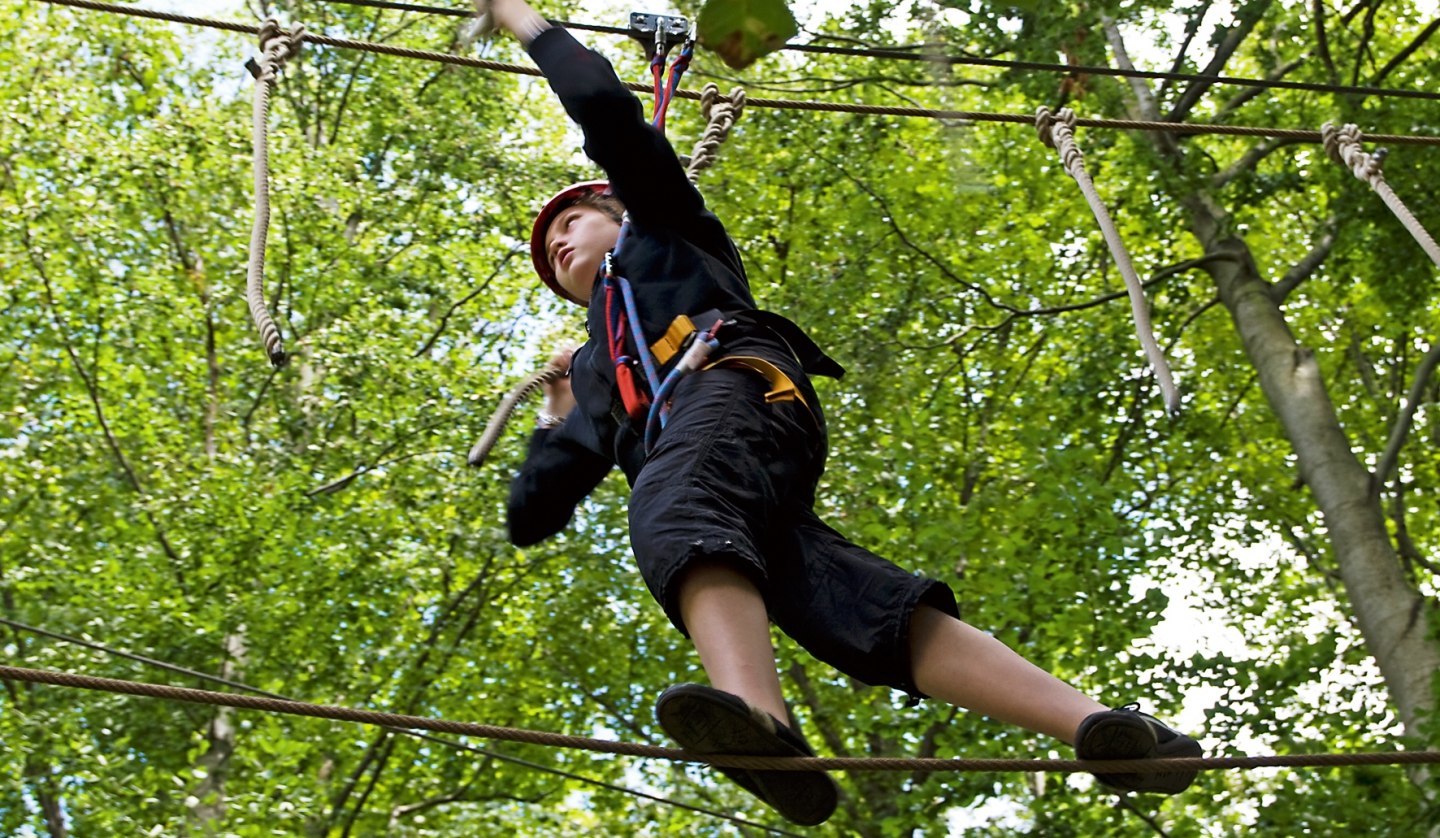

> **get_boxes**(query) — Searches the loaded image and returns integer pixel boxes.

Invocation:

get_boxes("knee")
[675,558,764,608]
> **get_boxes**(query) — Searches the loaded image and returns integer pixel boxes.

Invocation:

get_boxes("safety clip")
[627,12,690,59]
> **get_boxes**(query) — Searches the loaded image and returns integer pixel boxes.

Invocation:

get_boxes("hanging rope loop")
[467,366,566,467]
[246,18,306,368]
[1035,106,1181,415]
[687,83,746,183]
[1321,121,1440,268]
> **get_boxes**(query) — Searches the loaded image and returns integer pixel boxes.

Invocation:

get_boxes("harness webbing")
[601,34,701,445]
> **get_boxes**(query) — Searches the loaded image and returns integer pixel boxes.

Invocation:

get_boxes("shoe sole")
[656,684,838,826]
[1077,711,1200,794]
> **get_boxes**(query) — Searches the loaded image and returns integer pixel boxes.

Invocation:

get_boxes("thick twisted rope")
[246,19,305,367]
[686,84,746,184]
[1036,107,1181,415]
[1321,122,1440,268]
[467,366,566,467]
[3,664,1439,775]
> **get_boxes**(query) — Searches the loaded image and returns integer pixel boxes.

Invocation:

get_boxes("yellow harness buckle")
[704,355,809,410]
[650,314,696,366]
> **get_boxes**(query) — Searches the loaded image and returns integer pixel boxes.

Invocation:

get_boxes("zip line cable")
[3,663,1439,775]
[310,0,1440,104]
[34,0,1440,146]
[0,616,804,836]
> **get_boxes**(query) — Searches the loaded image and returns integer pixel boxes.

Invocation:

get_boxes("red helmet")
[529,180,613,306]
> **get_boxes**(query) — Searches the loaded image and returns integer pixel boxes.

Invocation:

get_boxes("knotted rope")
[1321,122,1440,268]
[686,83,746,183]
[3,664,1439,775]
[246,19,305,368]
[467,366,566,467]
[1036,107,1180,415]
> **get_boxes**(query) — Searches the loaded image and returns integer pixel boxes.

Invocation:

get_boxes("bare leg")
[909,605,1105,743]
[676,560,790,724]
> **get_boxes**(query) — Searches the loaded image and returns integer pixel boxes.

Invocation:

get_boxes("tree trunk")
[1102,15,1439,751]
[188,628,248,834]
[1196,222,1440,740]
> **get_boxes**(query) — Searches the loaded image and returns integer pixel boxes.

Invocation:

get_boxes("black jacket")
[507,28,841,546]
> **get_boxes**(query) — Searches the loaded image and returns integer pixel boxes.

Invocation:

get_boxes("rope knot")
[1036,107,1083,172]
[687,84,746,184]
[1034,105,1057,148]
[256,18,306,81]
[1321,121,1386,187]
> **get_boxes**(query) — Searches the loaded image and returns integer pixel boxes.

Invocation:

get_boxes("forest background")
[1,0,1437,835]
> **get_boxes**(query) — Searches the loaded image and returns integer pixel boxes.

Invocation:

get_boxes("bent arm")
[507,423,612,545]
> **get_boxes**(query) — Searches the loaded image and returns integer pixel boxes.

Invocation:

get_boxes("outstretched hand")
[490,0,551,45]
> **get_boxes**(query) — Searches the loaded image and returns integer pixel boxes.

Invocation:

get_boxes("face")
[544,204,621,304]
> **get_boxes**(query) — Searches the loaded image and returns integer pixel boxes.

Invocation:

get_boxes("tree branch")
[1352,1,1381,87]
[1269,216,1339,301]
[1211,137,1308,189]
[815,152,1019,313]
[1166,2,1271,123]
[1210,58,1305,125]
[328,10,382,146]
[413,244,524,358]
[1374,18,1439,86]
[1373,340,1440,494]
[1313,0,1340,84]
[5,158,187,584]
[1156,1,1215,103]
[304,414,456,497]
[1102,15,1161,122]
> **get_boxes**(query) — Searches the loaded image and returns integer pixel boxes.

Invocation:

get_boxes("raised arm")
[491,0,705,228]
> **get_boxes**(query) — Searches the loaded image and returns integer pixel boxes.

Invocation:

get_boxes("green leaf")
[697,0,798,69]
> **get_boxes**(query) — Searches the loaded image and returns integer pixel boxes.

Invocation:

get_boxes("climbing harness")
[244,19,305,368]
[1321,122,1440,269]
[475,18,757,465]
[1035,106,1181,416]
[597,20,727,451]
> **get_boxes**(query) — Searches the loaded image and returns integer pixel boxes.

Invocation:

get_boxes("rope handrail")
[1322,122,1440,268]
[245,18,304,367]
[33,0,1440,147]
[306,0,1440,105]
[1036,106,1181,415]
[3,664,1437,774]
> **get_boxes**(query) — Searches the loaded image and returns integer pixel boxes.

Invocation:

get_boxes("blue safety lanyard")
[600,36,705,452]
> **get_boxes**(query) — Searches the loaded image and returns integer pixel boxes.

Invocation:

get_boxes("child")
[490,0,1201,825]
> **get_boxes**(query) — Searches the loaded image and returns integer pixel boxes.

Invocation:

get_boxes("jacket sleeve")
[527,27,704,229]
[507,421,613,546]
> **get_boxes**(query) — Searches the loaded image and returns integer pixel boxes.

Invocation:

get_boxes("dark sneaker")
[1075,703,1202,794]
[656,683,838,826]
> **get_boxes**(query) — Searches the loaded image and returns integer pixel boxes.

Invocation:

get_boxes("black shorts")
[627,366,958,696]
